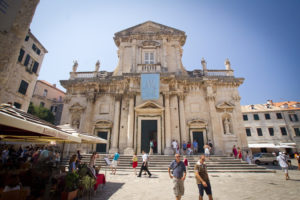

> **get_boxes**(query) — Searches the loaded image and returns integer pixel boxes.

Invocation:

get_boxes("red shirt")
[187,143,191,148]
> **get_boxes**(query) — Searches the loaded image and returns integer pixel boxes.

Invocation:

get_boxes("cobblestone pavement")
[92,161,300,200]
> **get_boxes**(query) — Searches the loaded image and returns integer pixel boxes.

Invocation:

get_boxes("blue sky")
[30,0,300,105]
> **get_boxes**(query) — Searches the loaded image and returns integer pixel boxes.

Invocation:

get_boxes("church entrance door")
[141,120,157,153]
[192,131,204,153]
[96,131,108,153]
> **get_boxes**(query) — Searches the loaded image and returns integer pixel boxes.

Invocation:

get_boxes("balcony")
[137,64,161,73]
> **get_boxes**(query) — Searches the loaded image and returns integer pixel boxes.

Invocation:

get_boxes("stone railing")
[137,64,161,73]
[206,70,233,77]
[70,71,109,79]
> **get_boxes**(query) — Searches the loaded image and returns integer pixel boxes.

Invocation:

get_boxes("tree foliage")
[28,103,55,124]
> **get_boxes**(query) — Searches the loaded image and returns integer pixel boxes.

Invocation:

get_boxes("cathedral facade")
[60,21,248,155]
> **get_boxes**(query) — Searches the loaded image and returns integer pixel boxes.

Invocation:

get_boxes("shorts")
[198,182,212,196]
[111,160,118,168]
[173,178,184,196]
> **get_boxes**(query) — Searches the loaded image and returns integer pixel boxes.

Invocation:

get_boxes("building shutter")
[24,55,30,66]
[18,49,25,62]
[32,61,39,73]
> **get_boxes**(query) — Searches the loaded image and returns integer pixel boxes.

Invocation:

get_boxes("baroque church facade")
[60,21,248,155]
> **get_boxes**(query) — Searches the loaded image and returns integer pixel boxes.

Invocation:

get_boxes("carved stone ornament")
[142,40,160,47]
[216,101,235,112]
[135,101,164,114]
[188,119,207,129]
[94,120,112,128]
[69,102,86,113]
[72,60,78,72]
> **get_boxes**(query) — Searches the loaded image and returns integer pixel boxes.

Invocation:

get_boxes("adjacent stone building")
[31,80,65,125]
[242,100,300,154]
[0,0,42,111]
[60,21,248,155]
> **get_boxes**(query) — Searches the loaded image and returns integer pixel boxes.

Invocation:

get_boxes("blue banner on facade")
[141,74,160,100]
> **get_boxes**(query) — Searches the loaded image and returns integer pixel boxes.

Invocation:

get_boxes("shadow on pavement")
[94,182,125,200]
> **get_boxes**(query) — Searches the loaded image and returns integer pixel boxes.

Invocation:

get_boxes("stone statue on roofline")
[225,58,231,70]
[95,60,100,72]
[72,60,78,72]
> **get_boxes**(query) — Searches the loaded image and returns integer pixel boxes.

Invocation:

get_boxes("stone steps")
[61,154,275,173]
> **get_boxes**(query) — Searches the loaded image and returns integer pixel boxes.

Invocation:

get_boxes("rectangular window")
[257,128,263,136]
[32,44,41,55]
[268,128,274,136]
[25,35,29,41]
[24,54,30,66]
[40,102,45,107]
[289,114,299,122]
[43,89,48,97]
[253,114,259,120]
[13,102,21,109]
[18,80,28,95]
[280,127,287,136]
[246,128,251,136]
[265,113,271,120]
[276,113,283,119]
[294,128,300,136]
[32,61,39,73]
[144,52,154,64]
[243,115,248,121]
[18,49,25,62]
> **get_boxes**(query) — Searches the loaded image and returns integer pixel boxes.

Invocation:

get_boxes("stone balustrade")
[137,64,161,73]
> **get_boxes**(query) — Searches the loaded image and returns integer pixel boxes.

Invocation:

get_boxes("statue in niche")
[72,60,78,72]
[72,119,80,129]
[223,117,231,134]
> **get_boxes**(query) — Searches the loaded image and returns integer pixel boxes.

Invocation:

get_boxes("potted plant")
[61,172,80,200]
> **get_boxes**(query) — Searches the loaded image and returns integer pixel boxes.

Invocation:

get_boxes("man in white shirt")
[137,151,152,177]
[172,140,177,155]
[277,152,290,180]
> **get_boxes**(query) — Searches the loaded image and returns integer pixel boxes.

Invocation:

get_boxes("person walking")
[149,139,154,155]
[277,152,290,180]
[238,147,242,160]
[138,151,152,177]
[111,151,120,175]
[246,151,252,164]
[132,153,138,175]
[183,156,189,174]
[172,140,177,155]
[194,155,213,200]
[187,141,192,155]
[176,140,180,154]
[182,141,187,155]
[232,145,238,159]
[204,144,211,160]
[296,152,300,170]
[193,140,198,154]
[168,154,186,200]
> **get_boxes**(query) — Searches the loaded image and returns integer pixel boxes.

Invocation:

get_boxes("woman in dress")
[238,147,242,159]
[232,145,238,159]
[132,153,138,175]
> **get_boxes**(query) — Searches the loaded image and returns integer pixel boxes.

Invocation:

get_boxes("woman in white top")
[277,152,290,180]
[204,144,210,160]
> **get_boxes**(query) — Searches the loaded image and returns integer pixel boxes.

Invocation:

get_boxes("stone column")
[124,95,134,155]
[109,95,121,153]
[164,93,173,155]
[179,94,187,142]
[206,84,224,155]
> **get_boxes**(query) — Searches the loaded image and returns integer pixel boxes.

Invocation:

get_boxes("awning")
[0,105,81,143]
[248,143,295,149]
[58,124,107,144]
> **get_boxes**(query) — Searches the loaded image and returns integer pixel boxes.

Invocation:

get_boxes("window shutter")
[32,61,39,73]
[18,49,25,62]
[294,114,298,121]
[24,55,30,66]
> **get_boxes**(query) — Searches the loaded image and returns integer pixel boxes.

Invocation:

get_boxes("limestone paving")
[91,165,300,200]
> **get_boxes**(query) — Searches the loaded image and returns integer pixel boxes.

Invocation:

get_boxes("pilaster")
[109,94,122,153]
[124,94,135,155]
[164,92,173,154]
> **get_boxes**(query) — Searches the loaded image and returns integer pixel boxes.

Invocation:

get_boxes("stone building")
[60,21,248,155]
[0,0,42,111]
[242,100,300,154]
[31,80,65,125]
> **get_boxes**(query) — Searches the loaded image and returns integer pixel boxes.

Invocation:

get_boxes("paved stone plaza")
[93,162,300,200]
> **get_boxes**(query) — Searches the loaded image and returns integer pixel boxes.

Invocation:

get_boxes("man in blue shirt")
[168,154,186,200]
[111,152,120,175]
[193,140,198,154]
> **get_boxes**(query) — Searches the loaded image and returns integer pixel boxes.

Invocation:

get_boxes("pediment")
[69,103,85,113]
[114,21,186,46]
[115,21,185,36]
[188,119,207,128]
[93,120,112,128]
[216,101,235,110]
[136,101,164,110]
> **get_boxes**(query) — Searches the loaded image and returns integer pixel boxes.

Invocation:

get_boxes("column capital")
[114,94,123,101]
[178,93,186,100]
[163,92,170,98]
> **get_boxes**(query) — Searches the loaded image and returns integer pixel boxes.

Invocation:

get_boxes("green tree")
[28,103,55,124]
